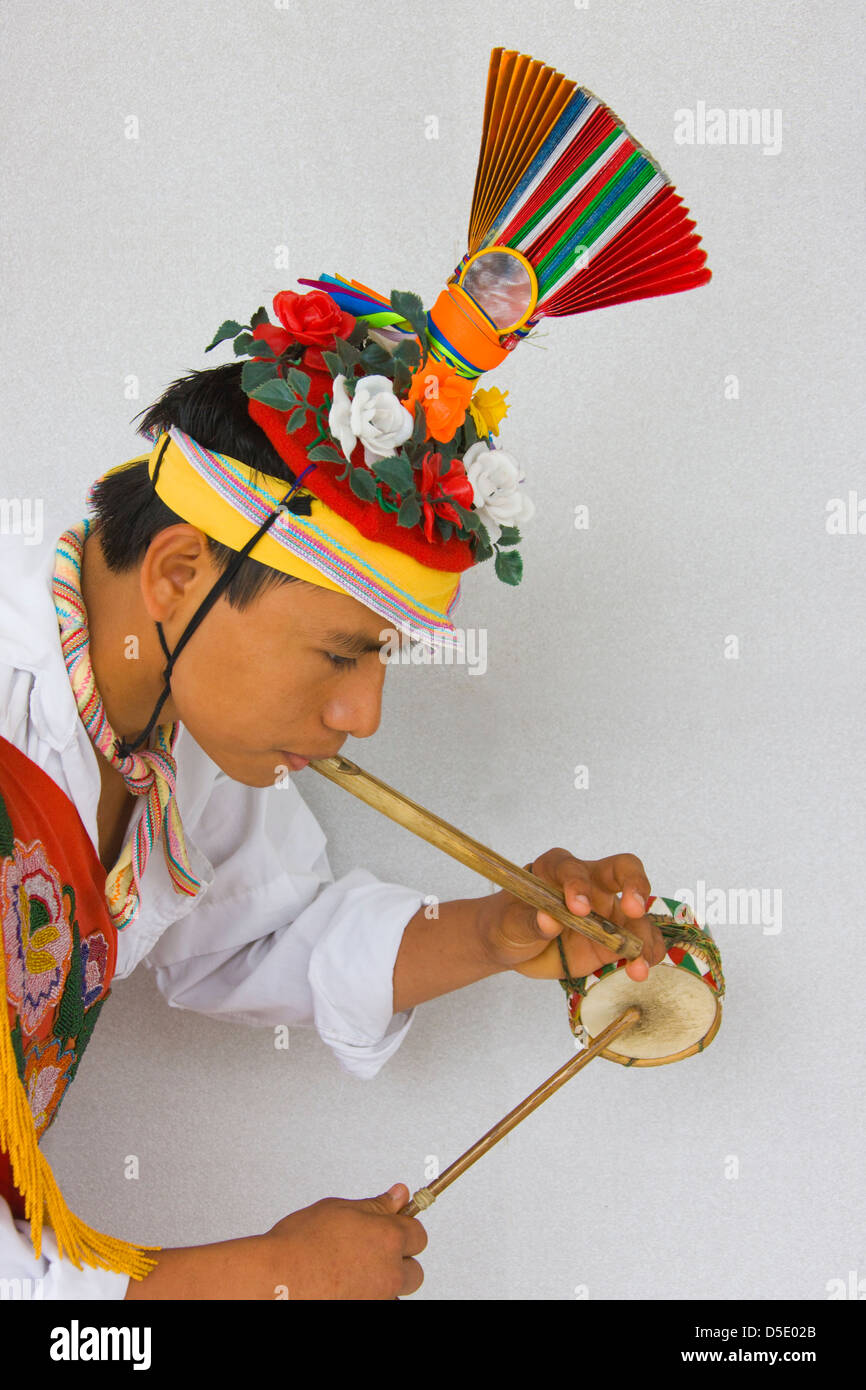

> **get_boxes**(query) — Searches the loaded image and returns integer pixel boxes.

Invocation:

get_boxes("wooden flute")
[307,754,643,959]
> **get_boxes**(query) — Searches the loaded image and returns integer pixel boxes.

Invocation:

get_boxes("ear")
[139,525,217,624]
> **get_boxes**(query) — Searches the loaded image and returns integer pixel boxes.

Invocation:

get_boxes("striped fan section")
[467,49,710,320]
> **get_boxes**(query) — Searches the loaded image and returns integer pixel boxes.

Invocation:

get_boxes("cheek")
[169,645,325,755]
[168,659,245,750]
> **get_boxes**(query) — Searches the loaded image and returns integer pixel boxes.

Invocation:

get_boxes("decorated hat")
[145,47,711,650]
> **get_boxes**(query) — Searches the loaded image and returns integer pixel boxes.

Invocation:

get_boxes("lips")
[281,748,343,770]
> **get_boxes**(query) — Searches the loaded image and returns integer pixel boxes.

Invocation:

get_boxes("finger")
[396,1214,429,1257]
[619,914,666,972]
[586,853,652,911]
[535,910,562,939]
[399,1255,425,1297]
[529,848,594,915]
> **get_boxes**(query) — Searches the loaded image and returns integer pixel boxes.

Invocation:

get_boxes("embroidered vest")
[0,734,159,1279]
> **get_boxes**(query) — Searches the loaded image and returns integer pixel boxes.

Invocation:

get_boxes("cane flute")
[397,1006,641,1217]
[307,755,643,959]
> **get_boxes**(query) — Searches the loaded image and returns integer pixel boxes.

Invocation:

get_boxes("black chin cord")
[114,442,314,759]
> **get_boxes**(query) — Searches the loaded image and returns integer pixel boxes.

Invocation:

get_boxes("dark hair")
[89,362,312,608]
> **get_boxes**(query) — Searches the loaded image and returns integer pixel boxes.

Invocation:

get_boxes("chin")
[201,746,286,789]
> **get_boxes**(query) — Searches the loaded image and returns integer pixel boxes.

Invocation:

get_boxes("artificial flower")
[418,451,475,543]
[251,289,355,371]
[273,289,355,346]
[403,358,474,443]
[328,374,414,464]
[468,386,510,438]
[463,441,535,539]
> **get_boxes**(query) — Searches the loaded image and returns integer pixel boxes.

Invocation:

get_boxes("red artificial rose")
[250,291,356,373]
[418,451,475,543]
[273,289,355,347]
[251,321,293,357]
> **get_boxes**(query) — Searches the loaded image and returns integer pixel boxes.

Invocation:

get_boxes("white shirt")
[0,525,424,1298]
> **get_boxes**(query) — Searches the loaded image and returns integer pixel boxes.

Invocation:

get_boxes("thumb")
[358,1183,409,1214]
[536,909,564,940]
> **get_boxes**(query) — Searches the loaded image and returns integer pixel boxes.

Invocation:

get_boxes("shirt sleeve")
[0,1199,130,1299]
[137,772,424,1081]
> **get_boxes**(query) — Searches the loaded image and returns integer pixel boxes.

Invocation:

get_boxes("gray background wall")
[2,0,863,1300]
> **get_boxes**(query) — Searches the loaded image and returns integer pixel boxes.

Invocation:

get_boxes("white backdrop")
[2,0,863,1300]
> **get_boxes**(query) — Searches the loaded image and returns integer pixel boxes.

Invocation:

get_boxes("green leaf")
[308,443,345,463]
[321,349,344,378]
[494,547,523,585]
[360,343,394,374]
[247,378,297,410]
[461,410,479,448]
[335,337,363,372]
[233,332,257,355]
[451,502,481,533]
[473,523,494,561]
[205,320,244,352]
[393,338,421,371]
[389,291,428,356]
[285,367,311,397]
[250,306,270,328]
[411,402,427,445]
[241,359,279,394]
[392,358,412,397]
[349,467,377,501]
[435,517,454,542]
[397,494,422,528]
[285,406,308,433]
[247,336,278,358]
[370,454,413,494]
[496,524,522,547]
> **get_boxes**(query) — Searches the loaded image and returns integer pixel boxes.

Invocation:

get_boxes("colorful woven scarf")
[52,520,201,929]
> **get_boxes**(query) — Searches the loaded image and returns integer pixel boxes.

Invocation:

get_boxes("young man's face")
[150,540,392,787]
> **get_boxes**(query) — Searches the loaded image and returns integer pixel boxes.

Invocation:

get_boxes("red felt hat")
[246,347,477,574]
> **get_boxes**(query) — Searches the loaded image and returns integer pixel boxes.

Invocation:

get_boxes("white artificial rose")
[350,375,414,464]
[463,441,535,540]
[328,374,357,461]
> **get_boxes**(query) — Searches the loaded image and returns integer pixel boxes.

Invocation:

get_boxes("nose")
[322,661,386,740]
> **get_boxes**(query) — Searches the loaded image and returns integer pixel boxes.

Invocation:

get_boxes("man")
[0,305,663,1299]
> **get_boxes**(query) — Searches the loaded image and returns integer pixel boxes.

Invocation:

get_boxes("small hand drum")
[561,895,725,1067]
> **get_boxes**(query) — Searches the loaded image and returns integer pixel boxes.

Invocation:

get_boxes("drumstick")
[308,755,643,959]
[398,1005,642,1217]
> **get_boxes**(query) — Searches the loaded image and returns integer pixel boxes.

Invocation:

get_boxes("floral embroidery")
[23,1036,77,1139]
[1,781,113,1147]
[80,932,109,1008]
[1,837,73,1034]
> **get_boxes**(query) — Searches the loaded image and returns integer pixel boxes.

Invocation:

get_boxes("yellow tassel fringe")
[0,939,161,1281]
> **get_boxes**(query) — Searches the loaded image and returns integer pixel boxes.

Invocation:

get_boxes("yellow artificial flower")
[468,386,510,438]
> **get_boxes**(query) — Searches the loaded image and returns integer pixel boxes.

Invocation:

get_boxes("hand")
[124,1183,426,1299]
[479,847,666,982]
[262,1184,427,1299]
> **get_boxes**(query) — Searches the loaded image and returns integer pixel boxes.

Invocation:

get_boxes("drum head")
[579,962,721,1065]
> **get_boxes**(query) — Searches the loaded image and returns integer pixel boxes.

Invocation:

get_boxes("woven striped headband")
[103,426,466,650]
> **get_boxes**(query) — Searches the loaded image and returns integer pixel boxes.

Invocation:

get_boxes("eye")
[324,652,358,670]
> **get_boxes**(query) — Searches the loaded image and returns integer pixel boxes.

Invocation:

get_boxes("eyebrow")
[320,628,390,656]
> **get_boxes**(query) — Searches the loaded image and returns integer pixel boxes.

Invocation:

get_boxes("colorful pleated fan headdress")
[145,48,711,651]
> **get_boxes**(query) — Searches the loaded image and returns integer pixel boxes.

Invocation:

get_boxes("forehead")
[264,576,396,648]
